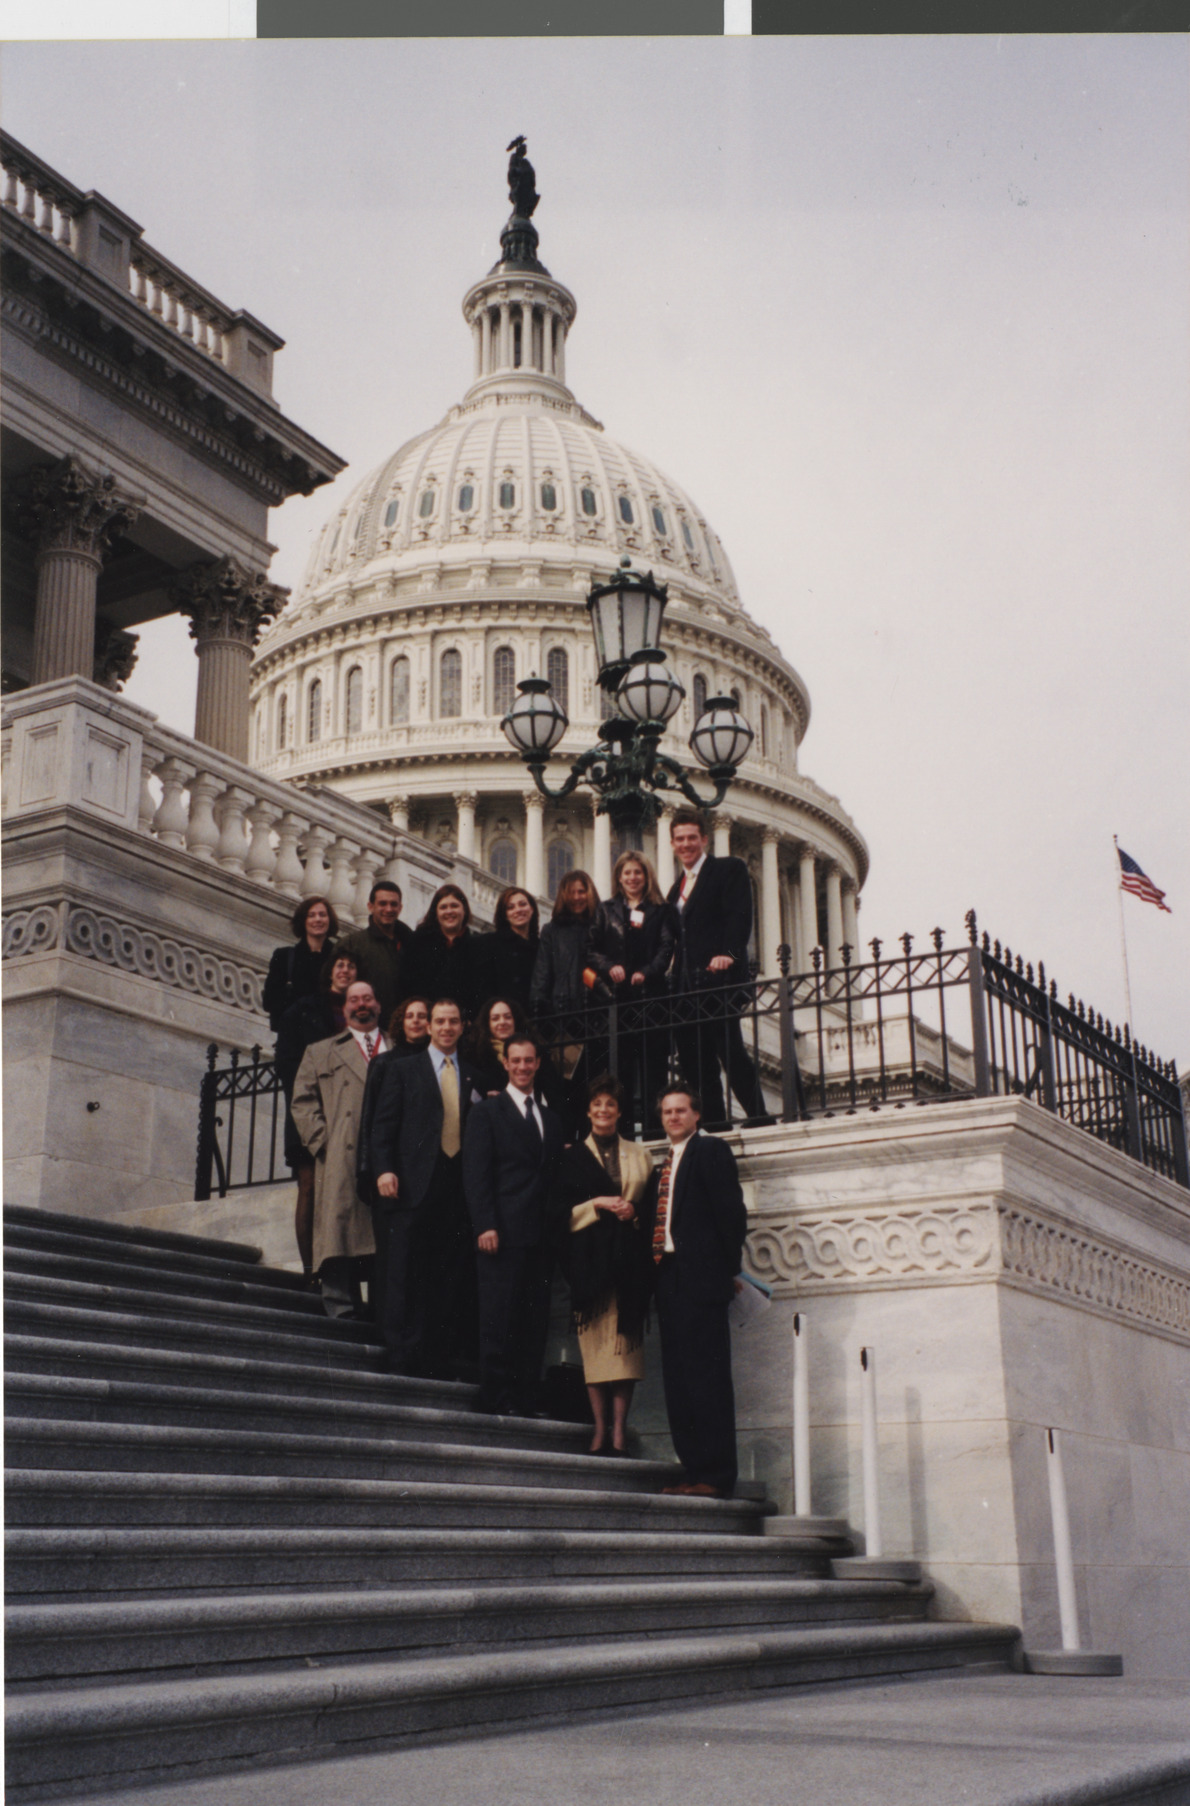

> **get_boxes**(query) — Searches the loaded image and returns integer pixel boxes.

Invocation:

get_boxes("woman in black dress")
[482,887,540,1015]
[404,884,488,1023]
[531,869,603,1135]
[587,852,677,1138]
[553,1077,654,1454]
[274,948,357,1278]
[262,896,339,1032]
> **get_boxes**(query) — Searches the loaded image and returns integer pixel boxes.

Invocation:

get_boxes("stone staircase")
[4,1203,1020,1800]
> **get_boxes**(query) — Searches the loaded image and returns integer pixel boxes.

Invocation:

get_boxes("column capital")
[761,824,782,847]
[386,794,410,830]
[453,790,480,810]
[523,787,546,814]
[93,624,139,692]
[12,455,140,560]
[173,556,288,649]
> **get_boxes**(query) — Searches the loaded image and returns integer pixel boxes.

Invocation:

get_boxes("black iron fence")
[195,910,1187,1197]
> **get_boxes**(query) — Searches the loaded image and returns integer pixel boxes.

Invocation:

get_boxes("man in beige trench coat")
[290,981,389,1318]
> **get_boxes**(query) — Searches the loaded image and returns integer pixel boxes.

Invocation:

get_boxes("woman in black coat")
[481,887,540,1014]
[274,948,358,1278]
[262,896,339,1032]
[587,852,678,1138]
[403,884,488,1023]
[531,869,603,1136]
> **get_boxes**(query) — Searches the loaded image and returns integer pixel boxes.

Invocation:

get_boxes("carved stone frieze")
[2,903,263,1014]
[173,557,288,648]
[999,1208,1190,1342]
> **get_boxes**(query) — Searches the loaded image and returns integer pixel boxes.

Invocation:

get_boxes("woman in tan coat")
[553,1076,654,1454]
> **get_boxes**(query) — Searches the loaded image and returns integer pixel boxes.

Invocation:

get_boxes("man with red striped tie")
[643,1084,748,1499]
[291,982,387,1322]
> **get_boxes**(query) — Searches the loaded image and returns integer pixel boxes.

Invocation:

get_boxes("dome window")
[418,489,436,519]
[345,666,364,736]
[547,840,576,898]
[618,496,635,525]
[440,648,462,719]
[276,693,288,749]
[693,673,708,719]
[580,487,598,517]
[546,647,569,712]
[390,656,410,725]
[458,484,475,512]
[307,679,322,744]
[681,519,695,552]
[384,499,399,528]
[493,645,516,717]
[489,838,518,887]
[540,483,557,511]
[652,506,667,537]
[499,481,516,510]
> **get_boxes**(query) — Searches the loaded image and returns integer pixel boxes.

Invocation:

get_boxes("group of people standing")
[262,807,761,1496]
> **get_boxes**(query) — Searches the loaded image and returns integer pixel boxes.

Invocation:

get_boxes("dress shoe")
[684,1482,729,1498]
[660,1483,692,1495]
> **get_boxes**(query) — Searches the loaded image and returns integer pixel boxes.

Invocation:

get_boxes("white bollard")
[1046,1427,1081,1652]
[859,1345,883,1558]
[792,1312,811,1516]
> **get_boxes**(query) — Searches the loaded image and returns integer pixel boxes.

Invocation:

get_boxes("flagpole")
[1113,835,1135,1031]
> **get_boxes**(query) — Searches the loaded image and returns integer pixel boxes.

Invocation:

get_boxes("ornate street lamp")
[501,556,755,834]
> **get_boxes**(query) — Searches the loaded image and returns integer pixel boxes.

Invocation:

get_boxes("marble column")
[454,791,478,863]
[761,827,782,976]
[524,790,545,898]
[843,880,860,959]
[498,301,511,369]
[655,806,676,893]
[173,557,287,763]
[825,863,845,970]
[593,808,613,899]
[480,309,492,374]
[713,811,733,859]
[798,844,819,959]
[14,456,140,686]
[386,794,410,834]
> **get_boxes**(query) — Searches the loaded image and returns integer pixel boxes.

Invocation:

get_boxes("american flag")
[1117,846,1172,913]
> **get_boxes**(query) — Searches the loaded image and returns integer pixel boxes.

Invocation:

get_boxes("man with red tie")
[291,981,388,1320]
[644,1083,747,1499]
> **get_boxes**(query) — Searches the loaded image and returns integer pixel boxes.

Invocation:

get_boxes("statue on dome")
[506,136,540,219]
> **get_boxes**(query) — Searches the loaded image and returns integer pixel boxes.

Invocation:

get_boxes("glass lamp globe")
[501,676,568,758]
[617,649,685,726]
[586,557,668,689]
[690,695,754,771]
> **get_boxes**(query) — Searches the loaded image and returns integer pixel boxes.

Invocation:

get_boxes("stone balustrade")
[1,678,502,932]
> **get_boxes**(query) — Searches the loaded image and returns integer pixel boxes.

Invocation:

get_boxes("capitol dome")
[250,169,867,972]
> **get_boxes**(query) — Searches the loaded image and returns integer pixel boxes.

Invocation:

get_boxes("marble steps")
[5,1294,385,1370]
[2,1215,308,1295]
[5,1415,687,1493]
[3,1244,332,1319]
[7,1574,937,1686]
[5,1525,847,1600]
[4,1621,1021,1802]
[3,1370,598,1456]
[3,1269,380,1346]
[6,1466,765,1534]
[2,1203,264,1268]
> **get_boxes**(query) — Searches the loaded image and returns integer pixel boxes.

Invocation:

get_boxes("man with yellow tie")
[367,998,485,1378]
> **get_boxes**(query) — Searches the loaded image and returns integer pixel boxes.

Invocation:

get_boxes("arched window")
[730,687,741,709]
[457,483,474,512]
[345,666,363,735]
[493,645,516,718]
[692,673,708,719]
[580,487,597,517]
[651,505,667,537]
[440,648,462,718]
[498,481,515,509]
[383,498,399,528]
[681,518,695,552]
[489,839,518,886]
[276,693,288,749]
[547,840,576,897]
[546,646,568,712]
[540,482,557,511]
[418,489,435,518]
[390,656,410,725]
[760,704,769,759]
[307,679,322,744]
[618,495,634,525]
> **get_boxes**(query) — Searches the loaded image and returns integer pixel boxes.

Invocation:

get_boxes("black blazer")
[530,915,594,1014]
[462,1090,565,1249]
[641,1132,747,1303]
[667,856,753,981]
[364,1047,485,1211]
[263,939,332,1033]
[403,926,489,1022]
[587,897,678,993]
[480,930,539,1015]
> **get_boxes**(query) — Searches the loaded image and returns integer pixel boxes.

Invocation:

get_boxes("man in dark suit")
[366,998,485,1377]
[462,1032,565,1417]
[643,1084,747,1499]
[667,808,768,1128]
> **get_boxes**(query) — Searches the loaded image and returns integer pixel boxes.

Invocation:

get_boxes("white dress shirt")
[349,1027,389,1061]
[662,1128,698,1252]
[676,851,708,910]
[506,1082,543,1137]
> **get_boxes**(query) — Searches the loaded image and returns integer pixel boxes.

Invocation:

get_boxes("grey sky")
[4,35,1186,1062]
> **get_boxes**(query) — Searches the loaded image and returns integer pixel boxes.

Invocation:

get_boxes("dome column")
[387,794,410,834]
[524,789,545,898]
[592,806,612,900]
[712,812,733,859]
[655,805,676,893]
[761,827,782,977]
[843,879,860,957]
[480,308,492,374]
[454,790,478,863]
[798,844,819,958]
[498,300,511,370]
[825,862,845,969]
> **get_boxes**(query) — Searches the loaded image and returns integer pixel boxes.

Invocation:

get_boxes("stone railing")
[1,130,277,392]
[0,678,503,932]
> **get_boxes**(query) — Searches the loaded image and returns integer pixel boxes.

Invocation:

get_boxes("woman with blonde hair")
[587,850,677,1138]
